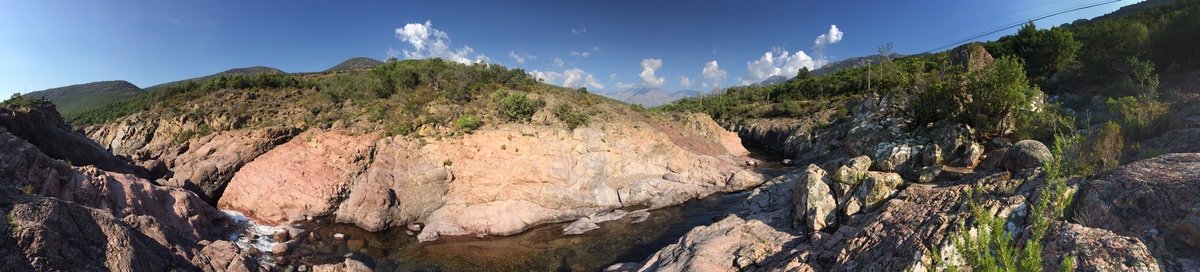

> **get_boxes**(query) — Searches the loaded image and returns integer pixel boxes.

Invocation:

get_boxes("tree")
[1007,22,1082,86]
[796,67,811,81]
[967,56,1042,137]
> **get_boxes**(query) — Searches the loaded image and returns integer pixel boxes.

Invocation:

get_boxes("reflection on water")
[279,190,754,271]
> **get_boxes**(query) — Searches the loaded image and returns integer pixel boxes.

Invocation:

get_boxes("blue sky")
[1,0,1134,99]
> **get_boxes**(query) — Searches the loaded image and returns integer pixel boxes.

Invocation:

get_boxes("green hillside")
[143,66,285,92]
[325,57,384,72]
[23,80,146,115]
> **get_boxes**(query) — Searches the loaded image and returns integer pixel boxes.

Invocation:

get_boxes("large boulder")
[1002,140,1052,171]
[334,136,450,232]
[219,130,379,225]
[793,164,838,232]
[949,42,995,73]
[1074,153,1200,270]
[192,240,260,272]
[850,171,905,213]
[632,215,805,272]
[159,126,299,204]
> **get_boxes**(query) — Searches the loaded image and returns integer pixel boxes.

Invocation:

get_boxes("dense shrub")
[455,114,482,133]
[1106,95,1167,141]
[553,104,589,130]
[496,92,545,122]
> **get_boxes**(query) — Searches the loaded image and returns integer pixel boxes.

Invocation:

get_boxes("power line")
[922,0,1071,46]
[924,0,1124,53]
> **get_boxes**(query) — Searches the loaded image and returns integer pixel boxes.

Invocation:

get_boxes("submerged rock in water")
[563,217,601,235]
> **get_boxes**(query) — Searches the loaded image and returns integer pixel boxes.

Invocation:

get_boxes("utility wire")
[924,0,1124,53]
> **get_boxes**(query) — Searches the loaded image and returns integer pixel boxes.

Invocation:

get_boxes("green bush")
[455,114,482,133]
[1106,96,1167,141]
[496,92,545,122]
[1091,121,1124,171]
[554,104,589,130]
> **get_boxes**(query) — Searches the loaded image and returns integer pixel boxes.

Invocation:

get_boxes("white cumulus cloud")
[552,57,564,68]
[742,47,818,85]
[680,76,692,88]
[570,51,590,58]
[532,68,605,89]
[639,59,665,87]
[813,24,843,49]
[508,51,537,64]
[701,61,727,87]
[571,28,587,34]
[394,20,489,64]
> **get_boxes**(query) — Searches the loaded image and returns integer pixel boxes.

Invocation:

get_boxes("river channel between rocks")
[226,147,791,271]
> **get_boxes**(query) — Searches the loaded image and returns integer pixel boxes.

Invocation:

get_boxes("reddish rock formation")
[1075,153,1200,269]
[219,130,379,225]
[158,126,299,204]
[334,135,450,232]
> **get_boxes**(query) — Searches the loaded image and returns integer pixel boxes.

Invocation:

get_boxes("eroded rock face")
[1075,153,1200,269]
[416,121,762,241]
[219,130,379,225]
[334,135,450,232]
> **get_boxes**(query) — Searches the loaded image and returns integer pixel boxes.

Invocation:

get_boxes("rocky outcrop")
[844,95,983,180]
[192,240,260,272]
[158,126,299,204]
[631,215,805,272]
[0,194,197,271]
[219,130,379,225]
[1142,128,1200,153]
[415,120,762,241]
[793,165,837,232]
[0,100,142,175]
[334,135,450,232]
[1075,153,1200,269]
[619,150,1179,272]
[311,258,372,272]
[1041,222,1159,272]
[2,132,229,242]
[2,131,253,271]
